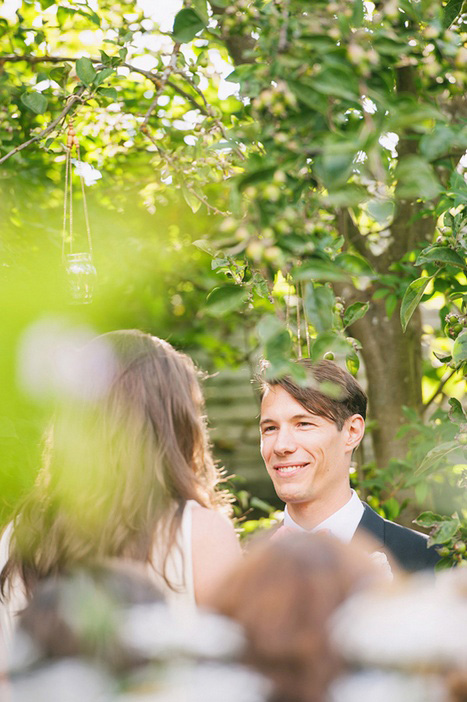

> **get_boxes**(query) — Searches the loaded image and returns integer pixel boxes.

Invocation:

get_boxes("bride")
[0,330,241,632]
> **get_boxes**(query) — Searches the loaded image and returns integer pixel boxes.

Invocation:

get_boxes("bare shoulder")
[191,504,242,606]
[191,503,238,539]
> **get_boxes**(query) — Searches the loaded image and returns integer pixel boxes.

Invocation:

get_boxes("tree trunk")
[349,298,423,468]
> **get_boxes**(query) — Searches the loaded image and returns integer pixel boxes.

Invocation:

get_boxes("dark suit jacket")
[355,503,440,572]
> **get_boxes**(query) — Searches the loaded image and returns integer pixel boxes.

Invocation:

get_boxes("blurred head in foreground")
[2,330,229,598]
[9,562,269,702]
[214,531,381,702]
[16,561,164,672]
[329,567,467,702]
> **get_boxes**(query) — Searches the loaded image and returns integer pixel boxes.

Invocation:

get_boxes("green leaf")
[415,481,428,505]
[193,239,215,255]
[383,497,400,521]
[257,314,285,343]
[443,0,464,27]
[287,79,327,112]
[250,496,275,514]
[57,6,75,26]
[452,330,467,364]
[429,519,460,546]
[311,67,359,103]
[346,351,360,376]
[39,0,56,8]
[94,67,114,86]
[448,172,467,207]
[265,329,292,362]
[448,398,466,425]
[49,64,72,86]
[416,246,466,269]
[415,440,459,474]
[304,284,335,333]
[343,301,369,328]
[205,285,247,316]
[172,8,206,43]
[181,185,202,213]
[100,50,111,65]
[433,351,452,363]
[400,276,433,332]
[119,48,128,62]
[420,126,457,161]
[85,9,101,27]
[311,332,353,362]
[76,57,97,86]
[257,317,292,368]
[414,511,446,528]
[395,156,441,200]
[351,0,364,25]
[193,0,209,24]
[21,91,48,114]
[97,87,118,101]
[335,253,375,278]
[372,288,390,300]
[366,198,395,225]
[314,143,355,188]
[292,259,349,283]
[238,167,276,191]
[385,294,398,320]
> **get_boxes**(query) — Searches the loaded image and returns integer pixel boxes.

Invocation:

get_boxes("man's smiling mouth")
[273,463,309,476]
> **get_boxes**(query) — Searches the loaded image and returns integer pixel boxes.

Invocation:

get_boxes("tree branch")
[0,53,211,126]
[140,43,180,131]
[422,368,458,413]
[173,68,245,161]
[0,87,86,165]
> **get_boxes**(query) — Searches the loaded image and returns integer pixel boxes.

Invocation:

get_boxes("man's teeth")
[277,465,303,473]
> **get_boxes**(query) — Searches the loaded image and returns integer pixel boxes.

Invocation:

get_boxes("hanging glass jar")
[65,252,96,304]
[62,119,96,304]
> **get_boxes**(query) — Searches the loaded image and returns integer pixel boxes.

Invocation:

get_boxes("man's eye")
[297,422,314,428]
[262,425,277,433]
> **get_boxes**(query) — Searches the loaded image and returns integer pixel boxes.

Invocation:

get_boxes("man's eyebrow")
[259,413,317,426]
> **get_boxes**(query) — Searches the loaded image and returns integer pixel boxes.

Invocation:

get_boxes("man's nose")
[274,426,297,455]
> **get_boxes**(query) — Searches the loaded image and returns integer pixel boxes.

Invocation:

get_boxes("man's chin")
[275,489,311,505]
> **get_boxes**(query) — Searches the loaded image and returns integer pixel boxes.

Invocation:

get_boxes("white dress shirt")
[283,489,364,544]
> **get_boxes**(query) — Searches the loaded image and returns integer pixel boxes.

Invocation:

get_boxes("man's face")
[260,385,355,507]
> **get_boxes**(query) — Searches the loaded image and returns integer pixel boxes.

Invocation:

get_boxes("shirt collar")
[282,490,364,543]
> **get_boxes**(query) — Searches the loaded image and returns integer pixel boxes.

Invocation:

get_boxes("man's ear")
[345,414,365,451]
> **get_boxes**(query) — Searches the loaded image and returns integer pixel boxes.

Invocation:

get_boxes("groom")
[259,359,440,572]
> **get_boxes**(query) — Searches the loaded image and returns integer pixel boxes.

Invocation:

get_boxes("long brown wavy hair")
[1,330,230,599]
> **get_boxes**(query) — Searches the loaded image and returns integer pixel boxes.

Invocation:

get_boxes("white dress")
[0,500,197,654]
[146,499,197,612]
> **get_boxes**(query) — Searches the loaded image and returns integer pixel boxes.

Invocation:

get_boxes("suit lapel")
[354,503,385,546]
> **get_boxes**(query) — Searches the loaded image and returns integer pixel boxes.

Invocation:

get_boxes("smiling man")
[259,359,440,572]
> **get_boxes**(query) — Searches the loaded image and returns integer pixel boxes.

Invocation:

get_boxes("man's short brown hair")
[260,359,367,430]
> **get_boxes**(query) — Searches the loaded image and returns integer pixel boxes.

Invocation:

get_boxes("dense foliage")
[0,0,466,563]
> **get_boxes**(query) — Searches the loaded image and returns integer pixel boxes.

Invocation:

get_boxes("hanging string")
[68,144,73,254]
[76,142,93,256]
[62,145,70,260]
[62,120,77,257]
[285,275,291,332]
[62,120,93,257]
[300,282,311,357]
[296,281,302,359]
